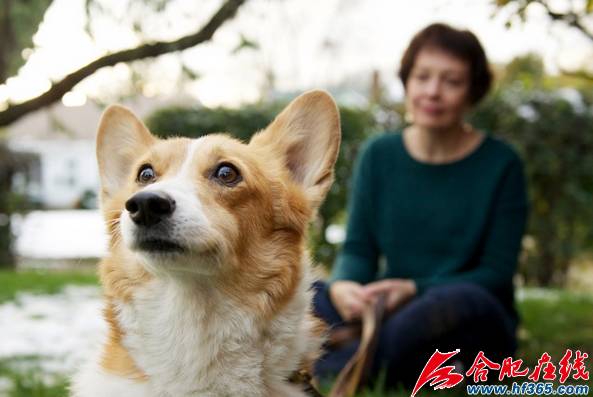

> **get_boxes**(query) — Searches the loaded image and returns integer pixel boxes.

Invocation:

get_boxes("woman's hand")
[329,280,372,322]
[362,279,417,313]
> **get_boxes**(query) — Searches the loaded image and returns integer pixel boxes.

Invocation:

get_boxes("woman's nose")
[424,77,441,97]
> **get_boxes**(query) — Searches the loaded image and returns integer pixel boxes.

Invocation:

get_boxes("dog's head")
[97,91,340,307]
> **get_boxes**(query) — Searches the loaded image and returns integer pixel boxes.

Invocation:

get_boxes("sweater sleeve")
[329,140,379,284]
[415,156,528,295]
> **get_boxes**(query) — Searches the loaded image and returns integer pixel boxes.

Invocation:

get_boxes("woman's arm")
[330,139,380,284]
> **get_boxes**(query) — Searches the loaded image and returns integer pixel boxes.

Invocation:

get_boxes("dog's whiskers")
[110,234,123,249]
[105,218,120,226]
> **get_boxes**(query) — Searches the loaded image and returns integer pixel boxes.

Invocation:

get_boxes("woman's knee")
[377,283,509,350]
[423,283,504,319]
[425,282,494,303]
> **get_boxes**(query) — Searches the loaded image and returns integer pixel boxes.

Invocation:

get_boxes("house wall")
[9,140,99,209]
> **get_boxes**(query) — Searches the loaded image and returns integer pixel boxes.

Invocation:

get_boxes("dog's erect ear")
[250,90,341,209]
[96,105,155,198]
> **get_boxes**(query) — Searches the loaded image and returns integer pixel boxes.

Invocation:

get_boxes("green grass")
[517,289,593,364]
[0,357,69,397]
[0,271,591,396]
[0,269,98,304]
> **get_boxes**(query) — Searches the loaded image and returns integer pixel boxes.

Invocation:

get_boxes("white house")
[9,139,99,208]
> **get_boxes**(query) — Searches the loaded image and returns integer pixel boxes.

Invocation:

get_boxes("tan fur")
[100,302,148,380]
[74,90,340,396]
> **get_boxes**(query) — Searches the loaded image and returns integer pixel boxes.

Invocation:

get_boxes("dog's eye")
[214,163,241,186]
[137,165,156,184]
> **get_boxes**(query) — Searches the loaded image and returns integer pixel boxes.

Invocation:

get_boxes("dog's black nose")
[125,191,176,227]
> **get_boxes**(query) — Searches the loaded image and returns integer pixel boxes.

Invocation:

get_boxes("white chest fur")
[71,271,317,397]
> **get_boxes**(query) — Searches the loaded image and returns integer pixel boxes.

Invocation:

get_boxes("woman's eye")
[137,165,156,183]
[446,79,463,87]
[214,164,241,186]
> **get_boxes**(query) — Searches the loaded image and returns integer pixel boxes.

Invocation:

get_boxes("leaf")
[494,0,512,6]
[231,34,260,54]
[181,64,201,80]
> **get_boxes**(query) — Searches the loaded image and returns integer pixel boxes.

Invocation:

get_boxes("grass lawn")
[0,356,68,397]
[0,269,98,304]
[517,289,593,362]
[0,270,591,396]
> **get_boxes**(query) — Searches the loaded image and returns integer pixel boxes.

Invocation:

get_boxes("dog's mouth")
[135,238,186,254]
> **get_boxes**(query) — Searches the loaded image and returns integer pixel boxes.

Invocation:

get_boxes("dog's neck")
[96,248,316,397]
[109,275,267,395]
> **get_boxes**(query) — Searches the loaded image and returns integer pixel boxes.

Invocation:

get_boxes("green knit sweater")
[330,133,528,320]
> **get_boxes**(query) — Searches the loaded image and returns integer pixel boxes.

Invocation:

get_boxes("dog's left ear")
[250,90,341,209]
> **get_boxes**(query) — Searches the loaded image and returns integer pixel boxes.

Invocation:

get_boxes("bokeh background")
[0,0,592,395]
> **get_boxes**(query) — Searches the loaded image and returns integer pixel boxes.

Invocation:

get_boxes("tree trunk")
[0,173,15,269]
[0,0,14,83]
[536,229,557,286]
[0,223,15,269]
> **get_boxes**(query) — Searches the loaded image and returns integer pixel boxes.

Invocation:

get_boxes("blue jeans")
[312,281,517,388]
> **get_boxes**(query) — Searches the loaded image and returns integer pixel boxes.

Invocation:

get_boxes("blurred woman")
[314,23,528,388]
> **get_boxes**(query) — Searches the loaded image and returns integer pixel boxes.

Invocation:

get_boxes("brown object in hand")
[326,324,362,350]
[328,293,387,397]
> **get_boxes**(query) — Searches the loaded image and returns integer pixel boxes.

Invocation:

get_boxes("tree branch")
[533,0,593,41]
[559,67,593,81]
[0,0,246,128]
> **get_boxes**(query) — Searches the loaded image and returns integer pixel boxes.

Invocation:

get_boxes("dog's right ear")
[96,105,155,198]
[249,90,341,211]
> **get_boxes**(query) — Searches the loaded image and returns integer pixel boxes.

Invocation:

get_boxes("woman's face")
[405,47,471,130]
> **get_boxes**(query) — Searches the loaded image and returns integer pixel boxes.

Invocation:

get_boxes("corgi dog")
[70,90,340,397]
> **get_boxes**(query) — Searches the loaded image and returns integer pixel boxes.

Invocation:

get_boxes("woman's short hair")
[399,23,492,105]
